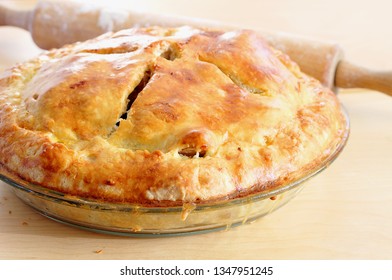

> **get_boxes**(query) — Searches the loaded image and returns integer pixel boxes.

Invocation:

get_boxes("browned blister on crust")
[0,26,346,205]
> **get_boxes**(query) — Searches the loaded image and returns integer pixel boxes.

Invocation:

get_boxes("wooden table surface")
[0,0,391,260]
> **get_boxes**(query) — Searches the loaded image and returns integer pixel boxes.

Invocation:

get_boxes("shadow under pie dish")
[0,26,349,236]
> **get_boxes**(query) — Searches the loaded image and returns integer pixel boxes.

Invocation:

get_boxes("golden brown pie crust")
[0,26,346,206]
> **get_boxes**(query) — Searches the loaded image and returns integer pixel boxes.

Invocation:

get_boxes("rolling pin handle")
[0,4,33,32]
[335,61,392,97]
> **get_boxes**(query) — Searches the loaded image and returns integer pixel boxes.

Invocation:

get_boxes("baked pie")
[0,26,346,207]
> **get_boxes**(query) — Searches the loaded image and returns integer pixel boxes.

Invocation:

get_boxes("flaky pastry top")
[0,26,346,205]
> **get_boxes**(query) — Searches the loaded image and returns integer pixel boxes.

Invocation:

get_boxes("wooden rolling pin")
[0,0,391,96]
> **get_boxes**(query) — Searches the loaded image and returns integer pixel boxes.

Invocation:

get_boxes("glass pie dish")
[0,109,349,237]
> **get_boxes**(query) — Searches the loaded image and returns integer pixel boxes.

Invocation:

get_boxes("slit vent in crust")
[115,69,152,127]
